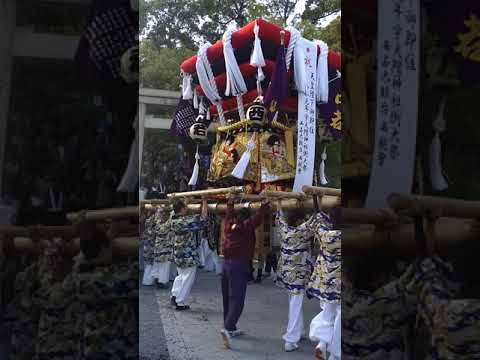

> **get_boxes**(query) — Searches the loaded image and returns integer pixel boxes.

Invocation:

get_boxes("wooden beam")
[388,193,480,219]
[302,186,341,197]
[67,206,139,222]
[343,218,476,258]
[167,186,244,199]
[186,196,340,214]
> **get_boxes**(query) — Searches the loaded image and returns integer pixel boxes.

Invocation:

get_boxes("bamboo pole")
[9,236,138,255]
[186,195,340,214]
[342,218,476,258]
[167,186,243,199]
[260,190,308,200]
[140,199,170,205]
[0,225,73,237]
[388,193,480,219]
[302,185,341,197]
[67,206,139,222]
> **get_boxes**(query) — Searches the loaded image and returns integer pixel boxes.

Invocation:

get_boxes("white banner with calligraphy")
[293,38,317,192]
[365,0,420,209]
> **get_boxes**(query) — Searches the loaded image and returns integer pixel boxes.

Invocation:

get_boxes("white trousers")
[310,301,341,359]
[151,261,171,284]
[171,266,197,305]
[142,264,155,285]
[283,292,304,344]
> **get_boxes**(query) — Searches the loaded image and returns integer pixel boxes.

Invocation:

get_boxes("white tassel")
[319,146,328,185]
[250,21,266,96]
[250,21,266,69]
[232,136,255,179]
[429,98,448,191]
[206,108,211,120]
[193,89,199,109]
[182,72,193,100]
[199,98,206,114]
[188,145,200,186]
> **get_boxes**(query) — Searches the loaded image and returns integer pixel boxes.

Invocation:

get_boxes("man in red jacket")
[220,196,270,349]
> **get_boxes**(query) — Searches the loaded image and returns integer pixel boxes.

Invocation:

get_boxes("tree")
[140,40,195,89]
[302,0,340,25]
[298,15,341,51]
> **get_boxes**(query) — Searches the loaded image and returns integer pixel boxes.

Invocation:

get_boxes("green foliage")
[298,15,341,51]
[140,41,195,90]
[302,0,340,25]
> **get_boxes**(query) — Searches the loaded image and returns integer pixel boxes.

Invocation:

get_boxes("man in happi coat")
[169,199,208,310]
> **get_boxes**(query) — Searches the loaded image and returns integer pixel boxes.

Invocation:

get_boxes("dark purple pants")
[222,259,250,332]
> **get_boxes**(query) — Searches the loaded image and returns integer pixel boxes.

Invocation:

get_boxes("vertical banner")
[293,39,317,192]
[365,0,420,209]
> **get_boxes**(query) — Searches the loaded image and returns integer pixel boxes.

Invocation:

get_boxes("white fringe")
[319,146,328,185]
[232,136,255,179]
[429,98,448,191]
[188,145,201,186]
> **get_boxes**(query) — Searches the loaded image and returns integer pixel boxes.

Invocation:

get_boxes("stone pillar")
[139,101,146,180]
[0,0,16,195]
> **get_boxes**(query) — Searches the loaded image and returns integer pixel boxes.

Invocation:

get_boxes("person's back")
[222,201,269,262]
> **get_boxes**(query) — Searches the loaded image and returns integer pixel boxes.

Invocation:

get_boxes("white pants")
[310,301,341,359]
[283,292,304,344]
[142,264,155,285]
[171,266,197,305]
[151,261,171,284]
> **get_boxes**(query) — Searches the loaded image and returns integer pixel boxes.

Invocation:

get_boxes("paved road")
[140,269,321,360]
[140,281,171,360]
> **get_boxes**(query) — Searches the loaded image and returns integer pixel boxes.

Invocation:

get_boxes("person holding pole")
[220,195,270,349]
[170,199,208,310]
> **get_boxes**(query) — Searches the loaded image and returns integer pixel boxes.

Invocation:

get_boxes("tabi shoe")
[231,329,244,337]
[170,296,177,306]
[315,342,328,360]
[175,304,191,311]
[220,329,233,349]
[285,342,299,352]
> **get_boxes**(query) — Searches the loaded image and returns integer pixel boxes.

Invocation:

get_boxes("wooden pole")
[0,225,73,237]
[8,236,138,256]
[388,193,480,219]
[302,185,341,197]
[67,206,139,222]
[167,186,243,199]
[186,195,340,214]
[260,190,308,200]
[343,218,476,258]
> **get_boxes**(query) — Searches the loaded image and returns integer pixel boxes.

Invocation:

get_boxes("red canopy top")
[180,18,341,73]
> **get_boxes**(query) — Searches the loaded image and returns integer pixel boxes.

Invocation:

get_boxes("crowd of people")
[1,221,138,360]
[141,195,341,360]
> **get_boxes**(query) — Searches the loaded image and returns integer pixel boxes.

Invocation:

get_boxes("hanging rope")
[223,29,247,119]
[285,26,301,72]
[315,40,329,103]
[196,42,226,124]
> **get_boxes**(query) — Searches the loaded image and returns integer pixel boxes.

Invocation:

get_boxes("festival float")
[141,18,343,263]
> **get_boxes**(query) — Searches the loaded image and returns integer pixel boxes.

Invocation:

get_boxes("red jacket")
[222,203,269,261]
